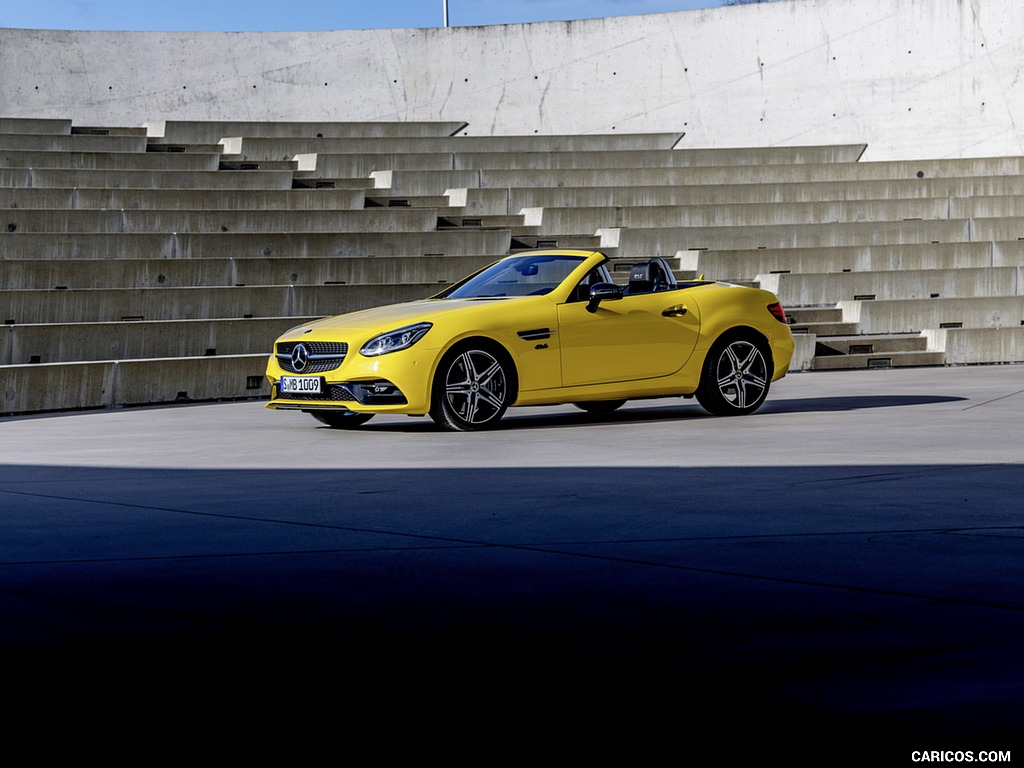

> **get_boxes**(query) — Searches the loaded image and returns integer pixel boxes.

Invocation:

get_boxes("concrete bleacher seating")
[4,208,442,234]
[0,149,222,170]
[0,168,300,189]
[150,120,470,143]
[3,116,1024,415]
[453,176,1024,216]
[757,267,1023,306]
[3,231,512,266]
[221,133,686,160]
[0,120,510,414]
[679,242,1018,280]
[2,255,491,290]
[0,187,369,211]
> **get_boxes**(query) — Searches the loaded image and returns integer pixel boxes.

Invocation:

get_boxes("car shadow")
[760,394,966,413]
[351,394,967,432]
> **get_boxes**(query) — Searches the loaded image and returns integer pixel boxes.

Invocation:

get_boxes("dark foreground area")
[2,367,1021,759]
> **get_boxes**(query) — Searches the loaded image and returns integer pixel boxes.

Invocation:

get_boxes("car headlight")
[360,322,433,357]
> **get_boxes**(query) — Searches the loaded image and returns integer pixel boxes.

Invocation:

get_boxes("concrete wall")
[3,0,1024,161]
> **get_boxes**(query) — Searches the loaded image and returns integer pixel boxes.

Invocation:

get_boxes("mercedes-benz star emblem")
[291,343,310,372]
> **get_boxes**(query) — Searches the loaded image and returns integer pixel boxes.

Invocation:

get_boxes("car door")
[556,288,701,387]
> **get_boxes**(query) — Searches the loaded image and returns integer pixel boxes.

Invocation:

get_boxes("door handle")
[662,305,687,317]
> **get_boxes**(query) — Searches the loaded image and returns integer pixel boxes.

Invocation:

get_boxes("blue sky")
[1,1,730,32]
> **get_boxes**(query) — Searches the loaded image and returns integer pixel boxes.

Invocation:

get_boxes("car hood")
[281,296,533,338]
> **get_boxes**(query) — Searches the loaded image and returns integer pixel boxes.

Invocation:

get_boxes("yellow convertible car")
[266,249,794,431]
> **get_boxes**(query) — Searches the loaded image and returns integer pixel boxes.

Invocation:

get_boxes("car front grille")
[276,341,348,373]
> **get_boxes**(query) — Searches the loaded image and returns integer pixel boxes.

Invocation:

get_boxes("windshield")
[439,255,587,299]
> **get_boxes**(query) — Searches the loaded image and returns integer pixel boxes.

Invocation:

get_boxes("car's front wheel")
[308,410,374,429]
[430,344,512,431]
[696,335,771,416]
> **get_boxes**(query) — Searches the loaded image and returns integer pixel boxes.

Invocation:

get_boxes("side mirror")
[586,282,623,313]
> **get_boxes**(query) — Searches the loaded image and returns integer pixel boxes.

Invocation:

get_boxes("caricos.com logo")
[911,751,1011,763]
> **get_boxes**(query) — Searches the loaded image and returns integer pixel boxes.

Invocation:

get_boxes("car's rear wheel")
[430,345,512,431]
[696,335,771,416]
[573,400,626,414]
[308,410,374,429]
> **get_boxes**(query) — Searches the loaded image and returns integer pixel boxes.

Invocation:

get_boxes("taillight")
[767,302,788,324]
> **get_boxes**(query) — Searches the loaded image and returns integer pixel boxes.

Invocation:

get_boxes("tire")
[430,345,512,431]
[695,335,771,416]
[573,400,626,414]
[308,410,374,429]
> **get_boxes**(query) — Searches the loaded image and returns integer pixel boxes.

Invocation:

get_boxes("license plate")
[280,376,322,395]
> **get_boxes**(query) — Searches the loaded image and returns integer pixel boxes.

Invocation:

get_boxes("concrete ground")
[2,366,1022,757]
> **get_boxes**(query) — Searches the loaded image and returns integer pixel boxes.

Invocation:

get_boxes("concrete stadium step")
[517,198,969,236]
[927,326,1024,364]
[491,196,1024,232]
[0,187,367,211]
[814,333,933,356]
[4,283,444,324]
[437,213,530,230]
[969,217,1024,241]
[291,152,456,176]
[454,176,1024,215]
[953,197,1024,218]
[679,242,1020,281]
[812,348,948,370]
[0,168,297,189]
[1,254,495,290]
[299,147,802,179]
[71,126,148,137]
[1,230,512,259]
[810,333,947,370]
[376,158,1024,197]
[250,144,868,180]
[0,149,222,171]
[147,141,225,154]
[666,144,867,164]
[604,219,972,256]
[366,194,453,209]
[786,307,861,337]
[291,175,377,190]
[510,234,604,251]
[150,120,469,143]
[758,267,1024,306]
[840,296,1024,334]
[787,307,842,323]
[3,317,314,364]
[0,118,71,134]
[372,169,487,196]
[788,333,817,371]
[465,157,1024,189]
[223,133,687,160]
[445,147,865,172]
[792,321,863,337]
[294,145,868,178]
[1,208,440,234]
[218,159,298,172]
[0,133,150,152]
[1,354,270,415]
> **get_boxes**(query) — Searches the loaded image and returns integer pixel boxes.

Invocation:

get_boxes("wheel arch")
[429,334,521,406]
[703,325,774,373]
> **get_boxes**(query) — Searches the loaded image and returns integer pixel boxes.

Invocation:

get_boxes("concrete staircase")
[3,116,1024,414]
[0,119,510,414]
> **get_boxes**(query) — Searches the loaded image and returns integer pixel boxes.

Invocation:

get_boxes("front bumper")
[268,378,408,409]
[265,341,437,414]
